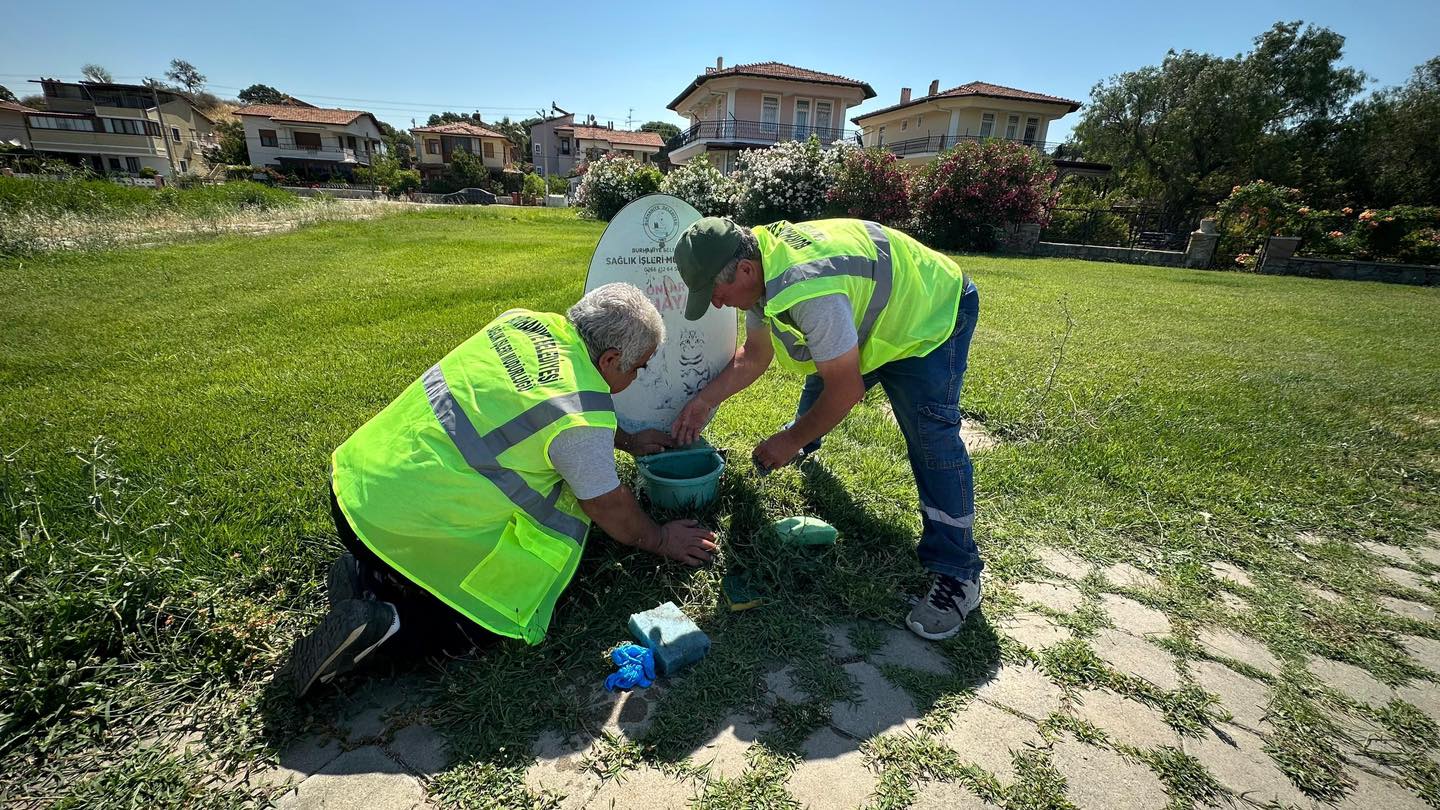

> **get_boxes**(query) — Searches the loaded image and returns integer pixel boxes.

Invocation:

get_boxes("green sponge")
[771,516,838,546]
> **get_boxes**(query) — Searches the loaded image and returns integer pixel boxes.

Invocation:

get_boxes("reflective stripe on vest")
[766,221,892,363]
[421,363,610,542]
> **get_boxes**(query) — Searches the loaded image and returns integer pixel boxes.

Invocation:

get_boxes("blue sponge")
[628,601,710,676]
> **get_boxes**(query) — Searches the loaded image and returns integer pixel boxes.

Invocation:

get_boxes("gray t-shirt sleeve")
[547,426,621,500]
[788,294,858,363]
[745,306,764,332]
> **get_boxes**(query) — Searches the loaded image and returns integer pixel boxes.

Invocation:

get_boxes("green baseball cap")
[674,217,740,321]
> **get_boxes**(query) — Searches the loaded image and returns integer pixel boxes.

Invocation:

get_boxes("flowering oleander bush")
[730,136,839,225]
[911,139,1059,250]
[575,153,661,221]
[825,144,912,227]
[660,158,735,217]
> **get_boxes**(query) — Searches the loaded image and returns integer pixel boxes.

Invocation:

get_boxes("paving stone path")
[255,545,1440,809]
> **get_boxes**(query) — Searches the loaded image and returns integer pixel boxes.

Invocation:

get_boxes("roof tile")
[569,126,664,148]
[234,104,373,126]
[410,121,510,140]
[853,81,1081,122]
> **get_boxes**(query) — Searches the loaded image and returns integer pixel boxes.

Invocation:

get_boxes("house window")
[1023,116,1039,144]
[125,157,140,173]
[346,135,357,150]
[293,131,322,150]
[179,159,188,172]
[560,137,570,155]
[917,114,923,126]
[761,95,779,134]
[108,157,123,172]
[100,118,161,136]
[979,113,995,138]
[901,119,907,131]
[29,115,95,131]
[1005,114,1019,140]
[426,138,439,155]
[170,126,182,142]
[259,129,278,147]
[794,99,811,137]
[483,141,494,158]
[815,101,832,136]
[877,126,885,146]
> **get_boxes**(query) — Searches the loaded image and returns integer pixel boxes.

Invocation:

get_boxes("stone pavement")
[253,543,1440,809]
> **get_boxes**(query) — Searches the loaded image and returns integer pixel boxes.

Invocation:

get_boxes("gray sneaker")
[906,574,982,640]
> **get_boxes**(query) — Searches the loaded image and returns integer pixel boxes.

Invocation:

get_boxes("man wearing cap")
[671,218,981,641]
[289,283,718,698]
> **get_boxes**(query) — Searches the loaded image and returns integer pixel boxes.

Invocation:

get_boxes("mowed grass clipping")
[1,206,1438,807]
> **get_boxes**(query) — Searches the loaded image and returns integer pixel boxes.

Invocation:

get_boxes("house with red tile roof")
[665,59,875,172]
[852,80,1082,164]
[411,121,515,182]
[234,103,386,180]
[530,109,664,177]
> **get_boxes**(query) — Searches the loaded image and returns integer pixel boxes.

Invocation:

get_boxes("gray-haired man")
[291,283,717,698]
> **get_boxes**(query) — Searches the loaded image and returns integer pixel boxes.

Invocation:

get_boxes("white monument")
[584,194,737,434]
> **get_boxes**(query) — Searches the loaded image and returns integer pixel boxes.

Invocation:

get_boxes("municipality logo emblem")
[642,203,680,248]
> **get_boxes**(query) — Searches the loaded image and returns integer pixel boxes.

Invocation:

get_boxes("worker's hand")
[671,393,716,446]
[752,431,802,474]
[618,429,674,457]
[655,519,719,567]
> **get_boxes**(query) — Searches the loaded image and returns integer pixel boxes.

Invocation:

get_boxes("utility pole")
[626,108,634,129]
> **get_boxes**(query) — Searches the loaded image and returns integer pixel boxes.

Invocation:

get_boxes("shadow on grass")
[251,460,1002,802]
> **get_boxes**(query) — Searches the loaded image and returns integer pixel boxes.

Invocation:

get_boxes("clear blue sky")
[2,0,1436,143]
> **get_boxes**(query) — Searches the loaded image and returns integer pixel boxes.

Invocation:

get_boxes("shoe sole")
[294,602,398,698]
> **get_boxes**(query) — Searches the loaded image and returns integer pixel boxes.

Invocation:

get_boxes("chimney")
[716,57,724,70]
[900,87,911,104]
[928,79,939,97]
[608,121,613,129]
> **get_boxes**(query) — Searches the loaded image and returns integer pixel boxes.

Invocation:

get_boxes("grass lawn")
[2,207,1438,807]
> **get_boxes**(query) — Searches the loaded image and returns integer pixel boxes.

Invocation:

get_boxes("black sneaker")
[291,598,400,699]
[326,553,364,605]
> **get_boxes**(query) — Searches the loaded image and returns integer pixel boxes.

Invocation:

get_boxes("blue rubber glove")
[604,643,657,692]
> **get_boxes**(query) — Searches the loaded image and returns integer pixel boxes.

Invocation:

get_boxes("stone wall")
[1261,255,1440,285]
[1033,241,1186,267]
[282,186,386,200]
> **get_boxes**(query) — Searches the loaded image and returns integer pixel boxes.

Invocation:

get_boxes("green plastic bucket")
[637,446,725,510]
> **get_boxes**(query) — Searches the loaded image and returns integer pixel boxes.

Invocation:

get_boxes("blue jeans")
[793,281,982,582]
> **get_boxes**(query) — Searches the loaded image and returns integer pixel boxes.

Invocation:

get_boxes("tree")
[0,85,16,103]
[447,147,491,189]
[18,94,45,110]
[641,120,682,167]
[1073,21,1366,217]
[1335,57,1440,206]
[81,64,113,83]
[165,59,207,94]
[208,118,249,166]
[640,121,680,142]
[377,121,415,169]
[238,84,286,105]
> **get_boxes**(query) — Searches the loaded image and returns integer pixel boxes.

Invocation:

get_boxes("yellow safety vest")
[754,219,967,375]
[331,309,616,644]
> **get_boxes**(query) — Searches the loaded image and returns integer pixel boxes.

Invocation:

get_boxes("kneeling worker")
[291,283,718,698]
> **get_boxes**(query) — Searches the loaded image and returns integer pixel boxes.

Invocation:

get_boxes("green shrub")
[0,177,298,221]
[576,154,662,220]
[660,158,735,217]
[1043,208,1131,246]
[911,139,1059,250]
[825,144,911,227]
[522,172,546,198]
[389,169,421,196]
[138,166,158,179]
[730,136,837,225]
[547,174,569,194]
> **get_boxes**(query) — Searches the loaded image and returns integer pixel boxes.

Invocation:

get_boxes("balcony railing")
[667,119,860,151]
[875,134,1093,162]
[260,139,377,164]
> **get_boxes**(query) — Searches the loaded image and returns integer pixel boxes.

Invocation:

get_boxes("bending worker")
[671,218,981,641]
[291,283,718,698]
